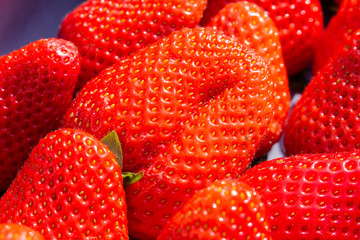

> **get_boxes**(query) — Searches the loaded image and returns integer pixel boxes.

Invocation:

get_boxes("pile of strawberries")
[0,0,359,239]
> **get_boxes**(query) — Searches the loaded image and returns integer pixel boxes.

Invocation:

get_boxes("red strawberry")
[207,1,290,157]
[284,29,360,156]
[312,0,360,74]
[58,0,207,91]
[62,27,275,239]
[335,0,344,5]
[0,38,80,191]
[239,152,360,239]
[201,0,324,75]
[0,128,128,239]
[0,224,44,240]
[157,180,271,240]
[339,0,359,8]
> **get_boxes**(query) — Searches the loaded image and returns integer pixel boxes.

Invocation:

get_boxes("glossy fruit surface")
[201,0,324,75]
[239,152,360,239]
[312,0,360,74]
[0,38,80,191]
[0,224,44,240]
[0,129,128,240]
[62,26,275,239]
[157,180,270,240]
[58,0,207,91]
[207,1,290,157]
[284,29,360,155]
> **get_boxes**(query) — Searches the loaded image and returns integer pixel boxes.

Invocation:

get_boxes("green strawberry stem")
[122,172,144,187]
[101,130,143,185]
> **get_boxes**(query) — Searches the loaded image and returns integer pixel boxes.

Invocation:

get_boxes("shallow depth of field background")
[0,0,83,55]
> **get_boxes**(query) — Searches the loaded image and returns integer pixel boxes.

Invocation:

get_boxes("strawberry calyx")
[101,130,143,186]
[122,172,144,187]
[100,130,124,168]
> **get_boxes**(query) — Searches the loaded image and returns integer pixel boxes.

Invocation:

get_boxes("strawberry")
[207,1,290,157]
[239,152,360,239]
[335,0,344,5]
[0,128,128,239]
[312,0,360,74]
[62,27,275,239]
[58,0,207,91]
[0,224,44,240]
[200,0,324,75]
[157,180,271,240]
[339,0,359,8]
[284,29,360,156]
[0,38,80,191]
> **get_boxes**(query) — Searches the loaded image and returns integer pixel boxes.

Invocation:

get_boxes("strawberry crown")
[101,131,143,186]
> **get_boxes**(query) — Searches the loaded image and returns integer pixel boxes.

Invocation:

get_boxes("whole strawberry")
[58,0,207,91]
[207,1,290,157]
[62,27,274,239]
[0,38,80,191]
[312,0,360,74]
[239,152,360,239]
[0,128,128,240]
[157,180,270,240]
[0,224,44,240]
[201,0,324,75]
[284,29,360,156]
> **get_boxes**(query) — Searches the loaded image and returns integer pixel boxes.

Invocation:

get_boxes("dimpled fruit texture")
[284,30,360,156]
[312,0,360,74]
[58,0,207,91]
[239,152,360,240]
[207,1,290,157]
[0,38,80,191]
[0,129,128,240]
[62,27,274,239]
[201,0,324,75]
[0,224,44,240]
[157,180,270,240]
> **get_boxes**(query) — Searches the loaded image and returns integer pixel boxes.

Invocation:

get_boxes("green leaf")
[101,130,143,186]
[122,172,144,186]
[101,130,123,169]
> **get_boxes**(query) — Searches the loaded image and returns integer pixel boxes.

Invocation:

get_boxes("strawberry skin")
[284,29,360,156]
[157,180,270,240]
[207,1,290,157]
[62,27,274,239]
[0,38,80,191]
[201,0,324,75]
[58,0,207,91]
[239,152,360,239]
[339,0,359,8]
[0,129,128,240]
[0,224,44,240]
[312,0,360,74]
[335,0,344,5]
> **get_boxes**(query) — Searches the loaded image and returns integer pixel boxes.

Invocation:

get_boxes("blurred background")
[0,0,83,55]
